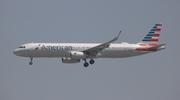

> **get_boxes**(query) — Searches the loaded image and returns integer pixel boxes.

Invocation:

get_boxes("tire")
[89,59,95,64]
[84,62,89,67]
[29,62,33,65]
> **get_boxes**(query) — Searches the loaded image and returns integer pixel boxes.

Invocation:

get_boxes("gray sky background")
[0,0,180,100]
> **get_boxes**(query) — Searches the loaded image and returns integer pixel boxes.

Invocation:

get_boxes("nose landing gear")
[29,57,33,65]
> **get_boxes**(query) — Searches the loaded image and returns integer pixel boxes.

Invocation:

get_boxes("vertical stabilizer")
[139,23,162,45]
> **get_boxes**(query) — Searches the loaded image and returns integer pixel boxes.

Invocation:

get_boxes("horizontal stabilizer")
[148,44,166,49]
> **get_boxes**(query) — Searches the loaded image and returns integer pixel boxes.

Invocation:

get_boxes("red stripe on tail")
[158,23,162,26]
[156,28,161,31]
[150,39,158,42]
[153,34,160,37]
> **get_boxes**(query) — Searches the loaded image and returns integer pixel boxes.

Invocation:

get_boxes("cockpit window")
[19,46,26,48]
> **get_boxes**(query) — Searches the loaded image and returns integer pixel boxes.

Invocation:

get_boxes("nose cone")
[13,49,22,56]
[13,49,18,55]
[13,48,28,57]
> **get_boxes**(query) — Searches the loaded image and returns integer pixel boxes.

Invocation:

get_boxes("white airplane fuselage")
[13,23,165,67]
[14,43,164,58]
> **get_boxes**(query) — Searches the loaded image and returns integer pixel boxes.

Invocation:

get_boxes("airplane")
[13,23,165,67]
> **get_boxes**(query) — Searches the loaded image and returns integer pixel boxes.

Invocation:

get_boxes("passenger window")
[19,46,25,48]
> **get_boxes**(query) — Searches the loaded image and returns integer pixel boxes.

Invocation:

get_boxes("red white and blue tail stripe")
[139,23,162,45]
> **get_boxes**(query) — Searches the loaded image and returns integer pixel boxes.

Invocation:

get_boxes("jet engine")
[70,51,87,59]
[62,57,80,63]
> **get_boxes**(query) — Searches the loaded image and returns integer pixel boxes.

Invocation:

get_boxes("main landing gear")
[83,59,95,67]
[29,57,33,65]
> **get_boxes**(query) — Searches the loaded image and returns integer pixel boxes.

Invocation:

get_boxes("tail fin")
[139,23,162,45]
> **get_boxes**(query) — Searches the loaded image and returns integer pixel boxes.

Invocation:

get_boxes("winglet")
[114,31,121,41]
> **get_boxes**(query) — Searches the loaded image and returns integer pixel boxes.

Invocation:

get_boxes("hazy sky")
[1,0,180,100]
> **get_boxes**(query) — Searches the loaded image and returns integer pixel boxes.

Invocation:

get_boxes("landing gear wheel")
[29,62,33,65]
[29,57,33,65]
[89,59,95,64]
[84,62,89,67]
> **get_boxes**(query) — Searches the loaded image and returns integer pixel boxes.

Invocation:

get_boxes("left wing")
[82,31,121,56]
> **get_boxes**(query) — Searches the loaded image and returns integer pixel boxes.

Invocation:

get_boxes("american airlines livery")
[14,23,165,67]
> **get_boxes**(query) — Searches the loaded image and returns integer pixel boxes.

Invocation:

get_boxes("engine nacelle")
[70,51,87,59]
[62,57,80,63]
